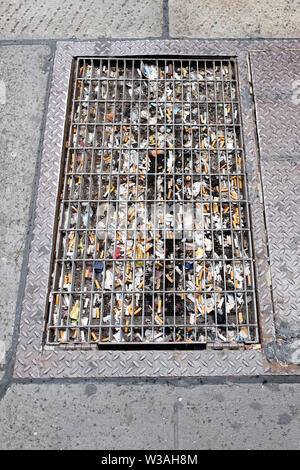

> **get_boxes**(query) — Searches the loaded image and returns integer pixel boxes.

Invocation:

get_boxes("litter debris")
[48,58,258,346]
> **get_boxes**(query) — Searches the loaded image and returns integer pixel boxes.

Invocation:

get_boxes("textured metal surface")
[250,51,300,330]
[14,40,300,378]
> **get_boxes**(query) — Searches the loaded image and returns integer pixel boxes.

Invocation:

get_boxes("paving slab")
[1,381,300,449]
[169,0,300,38]
[175,382,300,450]
[0,45,51,380]
[0,382,175,449]
[0,0,163,40]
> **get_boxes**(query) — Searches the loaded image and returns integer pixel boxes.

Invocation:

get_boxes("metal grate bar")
[46,57,259,346]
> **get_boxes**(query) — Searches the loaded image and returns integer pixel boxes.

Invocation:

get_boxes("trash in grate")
[46,57,259,346]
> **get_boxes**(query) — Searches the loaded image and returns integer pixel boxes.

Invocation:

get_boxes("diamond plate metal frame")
[14,39,300,378]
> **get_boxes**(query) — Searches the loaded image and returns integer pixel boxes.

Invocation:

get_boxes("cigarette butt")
[100,250,104,259]
[224,206,230,215]
[167,189,172,199]
[134,307,142,315]
[138,281,144,289]
[158,299,162,312]
[68,273,72,283]
[56,295,59,305]
[155,315,163,325]
[128,207,135,216]
[85,269,89,278]
[235,280,238,289]
[117,300,122,308]
[59,330,66,342]
[230,191,237,200]
[176,335,181,342]
[238,313,243,324]
[241,327,248,336]
[181,293,185,299]
[95,279,100,290]
[91,332,98,341]
[72,329,78,339]
[166,274,174,283]
[96,308,100,319]
[101,337,109,342]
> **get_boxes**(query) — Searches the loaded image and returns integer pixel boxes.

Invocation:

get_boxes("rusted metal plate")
[13,40,300,378]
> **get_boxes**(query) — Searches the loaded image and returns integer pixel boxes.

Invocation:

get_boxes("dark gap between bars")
[45,57,259,347]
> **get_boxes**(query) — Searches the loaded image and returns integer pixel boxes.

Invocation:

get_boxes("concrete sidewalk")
[0,0,300,450]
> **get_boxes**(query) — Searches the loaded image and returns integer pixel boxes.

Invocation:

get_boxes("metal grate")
[46,57,259,347]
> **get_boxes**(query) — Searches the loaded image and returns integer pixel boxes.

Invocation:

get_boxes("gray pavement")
[0,0,300,450]
[0,0,163,40]
[169,0,300,38]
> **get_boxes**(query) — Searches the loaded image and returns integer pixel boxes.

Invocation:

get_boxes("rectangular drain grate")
[46,57,259,347]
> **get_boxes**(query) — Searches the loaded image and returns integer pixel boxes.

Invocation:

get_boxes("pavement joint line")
[10,375,300,387]
[173,401,179,450]
[0,37,300,47]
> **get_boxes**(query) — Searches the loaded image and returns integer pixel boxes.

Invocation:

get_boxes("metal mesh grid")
[46,57,259,346]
